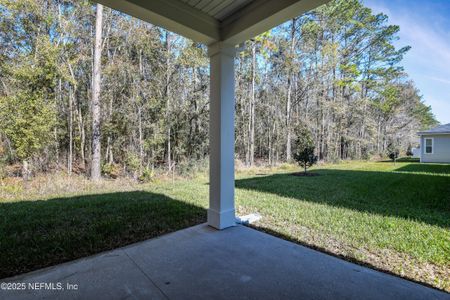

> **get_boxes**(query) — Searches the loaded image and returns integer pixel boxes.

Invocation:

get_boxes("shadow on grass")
[394,163,450,175]
[236,169,450,228]
[0,191,206,279]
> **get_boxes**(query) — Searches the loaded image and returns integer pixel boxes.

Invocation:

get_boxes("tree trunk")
[138,105,144,171]
[22,160,29,181]
[77,104,86,169]
[285,18,296,162]
[249,42,256,166]
[165,31,172,171]
[91,4,103,181]
[106,91,114,164]
[68,87,74,175]
[286,77,292,161]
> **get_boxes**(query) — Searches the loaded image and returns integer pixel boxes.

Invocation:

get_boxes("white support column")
[207,42,236,230]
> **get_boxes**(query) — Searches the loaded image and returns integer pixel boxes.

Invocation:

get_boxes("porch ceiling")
[95,0,329,45]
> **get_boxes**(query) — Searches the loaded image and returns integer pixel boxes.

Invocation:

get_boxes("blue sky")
[364,0,450,124]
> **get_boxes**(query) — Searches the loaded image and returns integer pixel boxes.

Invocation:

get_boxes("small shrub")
[406,144,413,157]
[138,167,154,183]
[102,163,121,179]
[4,164,22,177]
[387,142,399,162]
[125,153,140,178]
[0,146,5,179]
[293,124,318,174]
[0,166,5,180]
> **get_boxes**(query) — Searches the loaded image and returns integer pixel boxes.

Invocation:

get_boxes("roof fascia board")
[96,0,331,46]
[220,0,329,45]
[96,0,221,44]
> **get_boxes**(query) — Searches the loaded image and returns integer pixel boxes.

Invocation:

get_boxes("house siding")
[420,134,450,163]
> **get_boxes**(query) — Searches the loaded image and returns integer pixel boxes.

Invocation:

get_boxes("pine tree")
[293,125,318,175]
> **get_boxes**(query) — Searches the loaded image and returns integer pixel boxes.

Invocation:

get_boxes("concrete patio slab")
[2,224,449,300]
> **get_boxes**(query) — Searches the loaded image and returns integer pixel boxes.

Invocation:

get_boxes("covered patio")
[4,224,447,299]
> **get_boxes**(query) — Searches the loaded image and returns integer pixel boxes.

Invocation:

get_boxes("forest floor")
[0,160,449,292]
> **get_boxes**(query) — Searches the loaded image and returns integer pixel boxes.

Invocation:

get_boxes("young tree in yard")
[387,141,399,163]
[91,3,104,181]
[293,125,318,175]
[406,144,413,157]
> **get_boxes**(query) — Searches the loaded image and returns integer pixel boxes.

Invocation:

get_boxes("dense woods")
[0,0,437,179]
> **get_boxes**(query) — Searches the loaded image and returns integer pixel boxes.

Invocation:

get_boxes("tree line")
[0,0,437,179]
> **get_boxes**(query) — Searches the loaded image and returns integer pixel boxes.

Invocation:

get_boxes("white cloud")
[428,76,450,85]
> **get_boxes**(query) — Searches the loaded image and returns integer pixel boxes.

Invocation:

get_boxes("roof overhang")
[95,0,330,45]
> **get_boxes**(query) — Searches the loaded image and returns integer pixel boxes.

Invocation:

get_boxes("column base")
[207,208,236,230]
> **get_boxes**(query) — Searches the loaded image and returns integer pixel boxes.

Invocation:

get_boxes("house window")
[425,138,433,154]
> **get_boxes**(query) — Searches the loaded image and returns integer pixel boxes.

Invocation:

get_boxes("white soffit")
[95,0,330,45]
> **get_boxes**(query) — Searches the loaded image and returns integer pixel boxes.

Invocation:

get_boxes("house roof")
[95,0,330,45]
[418,123,450,135]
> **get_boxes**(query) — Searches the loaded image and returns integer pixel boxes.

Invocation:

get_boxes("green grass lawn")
[0,161,449,291]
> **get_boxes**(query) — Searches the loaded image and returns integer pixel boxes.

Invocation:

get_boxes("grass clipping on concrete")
[0,161,449,292]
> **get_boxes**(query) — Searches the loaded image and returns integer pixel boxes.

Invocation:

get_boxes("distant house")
[417,123,450,163]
